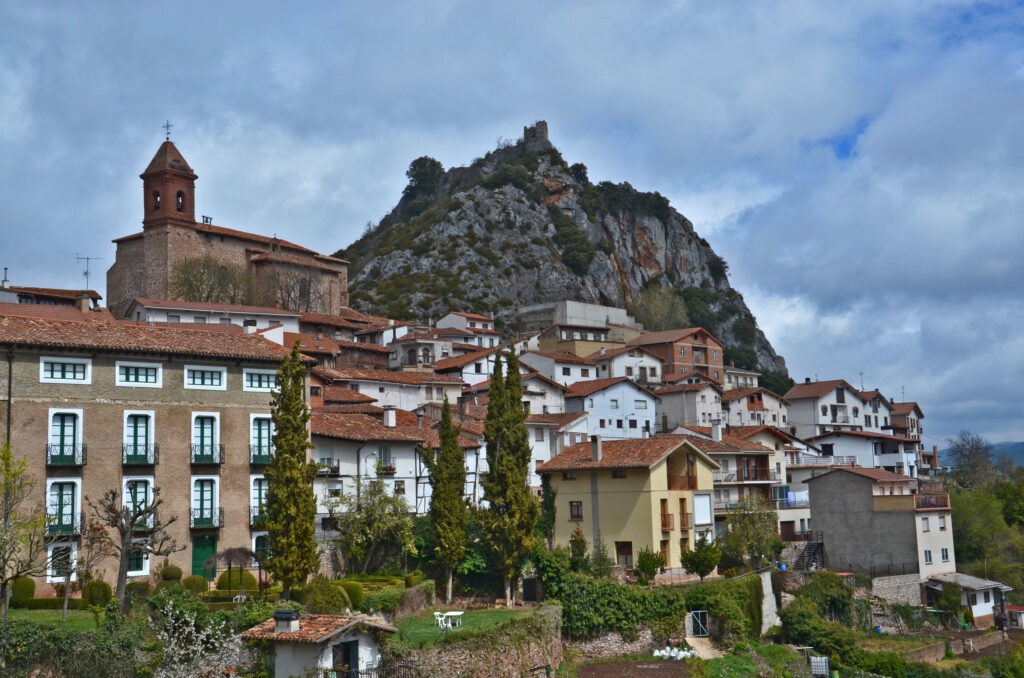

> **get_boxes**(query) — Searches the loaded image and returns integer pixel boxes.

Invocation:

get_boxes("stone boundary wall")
[904,631,1007,663]
[871,574,921,605]
[564,628,658,661]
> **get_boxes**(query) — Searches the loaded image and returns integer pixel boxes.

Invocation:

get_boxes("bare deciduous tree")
[168,255,260,306]
[55,518,115,620]
[87,486,182,611]
[259,267,327,314]
[0,439,48,618]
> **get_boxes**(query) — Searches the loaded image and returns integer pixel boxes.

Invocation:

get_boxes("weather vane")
[163,119,174,140]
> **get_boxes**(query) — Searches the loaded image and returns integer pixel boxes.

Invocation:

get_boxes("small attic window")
[176,191,185,212]
[152,191,161,211]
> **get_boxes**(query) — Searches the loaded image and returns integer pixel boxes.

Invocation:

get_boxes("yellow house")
[538,435,719,572]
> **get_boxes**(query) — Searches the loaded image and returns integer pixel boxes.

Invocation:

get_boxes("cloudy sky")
[2,2,1022,445]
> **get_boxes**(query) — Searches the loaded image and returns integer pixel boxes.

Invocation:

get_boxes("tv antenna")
[75,254,103,291]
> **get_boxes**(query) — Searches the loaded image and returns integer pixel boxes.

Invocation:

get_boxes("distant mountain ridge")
[939,441,1024,467]
[336,121,788,376]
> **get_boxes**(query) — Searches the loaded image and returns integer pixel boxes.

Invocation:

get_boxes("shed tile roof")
[721,386,789,404]
[320,368,463,386]
[7,286,102,301]
[241,614,396,643]
[655,382,721,396]
[525,412,588,428]
[312,412,424,442]
[448,311,495,322]
[0,303,115,322]
[0,314,307,363]
[323,386,377,404]
[891,401,924,417]
[804,467,913,483]
[433,348,497,371]
[627,327,722,347]
[566,377,657,398]
[673,430,774,454]
[806,430,916,443]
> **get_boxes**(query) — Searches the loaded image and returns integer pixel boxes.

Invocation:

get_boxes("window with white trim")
[123,477,153,530]
[40,356,91,384]
[941,547,949,562]
[191,412,220,462]
[47,542,77,583]
[127,540,149,576]
[923,549,933,564]
[47,480,79,536]
[123,411,154,461]
[191,476,219,526]
[184,365,226,390]
[243,368,279,392]
[116,361,162,387]
[635,400,647,409]
[251,416,274,459]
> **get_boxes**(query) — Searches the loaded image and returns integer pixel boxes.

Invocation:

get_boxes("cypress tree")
[420,396,467,604]
[479,351,539,607]
[264,344,319,599]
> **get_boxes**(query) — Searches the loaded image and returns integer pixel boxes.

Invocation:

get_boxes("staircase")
[793,541,823,571]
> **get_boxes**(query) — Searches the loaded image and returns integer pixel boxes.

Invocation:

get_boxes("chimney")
[599,347,606,356]
[383,406,396,428]
[273,608,300,634]
[1,268,8,288]
[591,435,602,461]
[804,377,811,383]
[416,413,423,429]
[711,418,722,442]
[76,292,91,313]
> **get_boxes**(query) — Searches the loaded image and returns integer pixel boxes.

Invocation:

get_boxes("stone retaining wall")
[564,628,658,661]
[871,574,921,605]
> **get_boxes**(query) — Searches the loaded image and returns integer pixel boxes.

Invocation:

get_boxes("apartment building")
[783,378,866,438]
[0,312,306,592]
[626,328,726,384]
[721,387,789,428]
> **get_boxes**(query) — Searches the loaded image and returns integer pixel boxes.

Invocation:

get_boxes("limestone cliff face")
[338,123,786,374]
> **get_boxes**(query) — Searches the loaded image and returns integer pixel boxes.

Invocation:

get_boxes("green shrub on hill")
[339,580,364,608]
[216,570,258,591]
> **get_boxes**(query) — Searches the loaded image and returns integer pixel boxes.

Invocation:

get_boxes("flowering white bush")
[152,600,242,678]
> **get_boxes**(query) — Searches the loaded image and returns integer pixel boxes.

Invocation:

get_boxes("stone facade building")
[0,310,311,593]
[106,141,348,318]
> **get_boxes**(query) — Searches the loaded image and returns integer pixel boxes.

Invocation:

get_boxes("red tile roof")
[783,379,861,401]
[433,348,497,371]
[449,311,495,322]
[250,251,347,273]
[858,389,892,408]
[806,467,913,483]
[0,314,307,363]
[661,370,718,385]
[525,412,588,428]
[0,303,115,322]
[721,386,789,404]
[585,345,661,361]
[523,350,596,365]
[323,386,377,404]
[333,339,392,354]
[539,436,719,473]
[284,332,340,355]
[130,297,299,316]
[312,412,425,442]
[298,311,363,330]
[7,286,102,301]
[673,430,774,453]
[627,327,722,347]
[321,367,463,385]
[891,401,924,417]
[241,614,395,643]
[655,382,721,396]
[566,377,658,399]
[315,403,384,415]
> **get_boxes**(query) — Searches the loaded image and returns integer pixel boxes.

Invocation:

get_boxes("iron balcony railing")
[250,505,266,526]
[190,444,225,465]
[250,444,275,464]
[713,468,778,482]
[786,453,857,467]
[122,443,158,465]
[189,507,224,529]
[46,511,81,536]
[46,444,86,466]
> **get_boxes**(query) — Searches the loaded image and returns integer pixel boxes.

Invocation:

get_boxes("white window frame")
[123,409,155,445]
[39,356,92,384]
[635,400,648,410]
[49,407,84,447]
[126,538,151,577]
[941,547,949,562]
[115,360,163,388]
[923,549,933,564]
[121,475,155,514]
[191,411,221,452]
[47,541,79,583]
[250,413,274,452]
[184,364,227,391]
[45,476,82,540]
[251,531,269,567]
[191,474,221,513]
[243,368,279,393]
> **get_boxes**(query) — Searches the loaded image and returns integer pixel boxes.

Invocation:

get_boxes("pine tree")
[263,344,319,599]
[479,351,539,607]
[420,396,467,603]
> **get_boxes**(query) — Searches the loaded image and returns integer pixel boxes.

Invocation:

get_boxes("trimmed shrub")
[339,580,364,609]
[82,580,112,606]
[161,564,183,581]
[23,597,90,610]
[182,575,208,594]
[10,576,35,607]
[404,571,423,588]
[216,569,258,591]
[360,586,407,613]
[125,581,152,600]
[304,577,352,614]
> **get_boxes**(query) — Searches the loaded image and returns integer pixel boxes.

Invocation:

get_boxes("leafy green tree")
[723,346,758,371]
[720,495,782,569]
[478,351,539,607]
[950,487,1016,562]
[568,526,589,572]
[403,156,445,200]
[759,370,795,398]
[627,284,688,332]
[949,430,996,490]
[331,478,417,573]
[681,531,722,582]
[419,397,467,603]
[634,547,664,582]
[536,474,557,549]
[0,439,48,617]
[798,571,853,624]
[264,344,319,599]
[994,480,1024,528]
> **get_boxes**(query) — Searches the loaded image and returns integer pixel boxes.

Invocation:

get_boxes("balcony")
[678,512,693,530]
[190,444,224,465]
[713,468,777,482]
[317,464,341,477]
[667,475,697,490]
[660,513,674,531]
[250,505,266,526]
[122,443,158,465]
[774,497,811,509]
[46,511,81,536]
[250,444,274,465]
[189,507,224,529]
[46,444,86,467]
[786,453,857,467]
[915,493,950,510]
[831,415,851,424]
[377,461,397,476]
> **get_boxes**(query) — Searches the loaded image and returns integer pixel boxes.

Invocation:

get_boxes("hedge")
[82,580,112,606]
[216,570,258,591]
[200,589,261,603]
[182,575,208,593]
[339,580,364,609]
[161,565,183,581]
[10,577,35,607]
[360,586,406,613]
[21,597,90,610]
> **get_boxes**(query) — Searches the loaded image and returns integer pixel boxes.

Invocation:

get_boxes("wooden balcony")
[668,475,697,490]
[678,512,693,530]
[660,513,674,531]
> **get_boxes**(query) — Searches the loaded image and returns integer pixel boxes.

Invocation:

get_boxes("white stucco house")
[320,368,463,410]
[437,310,500,347]
[565,377,657,440]
[588,345,663,385]
[721,387,789,428]
[655,382,723,430]
[123,297,301,332]
[807,429,918,477]
[242,610,396,677]
[924,573,1013,629]
[520,350,598,387]
[783,378,867,439]
[525,411,589,488]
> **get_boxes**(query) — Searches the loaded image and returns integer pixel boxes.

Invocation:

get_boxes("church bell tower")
[140,140,197,228]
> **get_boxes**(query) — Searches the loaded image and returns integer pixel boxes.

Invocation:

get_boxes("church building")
[106,140,348,318]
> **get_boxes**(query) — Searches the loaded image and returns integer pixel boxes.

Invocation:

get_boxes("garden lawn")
[6,609,97,631]
[393,608,533,649]
[856,632,941,653]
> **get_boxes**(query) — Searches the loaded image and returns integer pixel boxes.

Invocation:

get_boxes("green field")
[392,608,533,649]
[5,609,98,631]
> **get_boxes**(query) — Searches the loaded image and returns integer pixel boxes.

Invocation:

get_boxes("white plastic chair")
[433,611,445,628]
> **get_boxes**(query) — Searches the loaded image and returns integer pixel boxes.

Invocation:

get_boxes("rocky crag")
[336,122,787,376]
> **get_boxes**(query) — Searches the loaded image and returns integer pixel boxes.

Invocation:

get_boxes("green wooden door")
[191,535,218,580]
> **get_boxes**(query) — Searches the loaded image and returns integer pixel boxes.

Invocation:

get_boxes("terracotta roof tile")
[250,252,347,273]
[449,311,495,322]
[0,314,307,363]
[433,348,497,371]
[783,379,860,401]
[627,327,722,347]
[323,386,377,404]
[525,412,588,428]
[320,368,463,386]
[806,429,916,443]
[0,303,114,322]
[315,403,384,415]
[298,311,363,330]
[891,401,924,417]
[241,614,395,643]
[566,377,657,398]
[585,345,661,361]
[675,428,774,453]
[312,412,425,442]
[721,386,788,404]
[7,286,102,301]
[523,350,596,365]
[538,436,717,473]
[655,382,721,396]
[806,467,913,482]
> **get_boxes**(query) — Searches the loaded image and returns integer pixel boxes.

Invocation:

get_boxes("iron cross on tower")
[163,119,174,140]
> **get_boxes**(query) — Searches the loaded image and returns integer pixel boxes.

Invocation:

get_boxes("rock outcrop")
[337,122,786,374]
